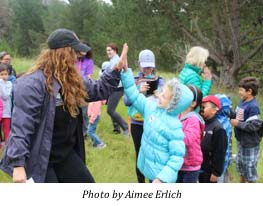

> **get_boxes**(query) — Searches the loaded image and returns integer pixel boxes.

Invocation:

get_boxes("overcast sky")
[60,0,112,4]
[101,0,112,4]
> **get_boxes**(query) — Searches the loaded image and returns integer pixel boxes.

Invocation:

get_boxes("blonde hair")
[185,46,209,68]
[27,47,87,117]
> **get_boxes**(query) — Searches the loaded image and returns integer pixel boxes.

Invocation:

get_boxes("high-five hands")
[115,43,128,72]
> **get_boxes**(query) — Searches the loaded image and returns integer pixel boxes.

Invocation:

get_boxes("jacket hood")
[215,94,232,117]
[165,78,193,115]
[180,111,205,125]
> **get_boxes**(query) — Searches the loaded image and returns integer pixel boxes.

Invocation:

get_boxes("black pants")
[199,171,216,183]
[82,106,89,135]
[107,90,128,132]
[45,150,95,183]
[131,123,145,183]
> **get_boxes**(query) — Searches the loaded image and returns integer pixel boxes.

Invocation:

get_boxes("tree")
[0,0,11,40]
[149,0,263,86]
[42,0,68,34]
[102,0,179,70]
[10,0,46,56]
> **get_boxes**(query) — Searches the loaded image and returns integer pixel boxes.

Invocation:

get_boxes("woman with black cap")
[0,28,127,183]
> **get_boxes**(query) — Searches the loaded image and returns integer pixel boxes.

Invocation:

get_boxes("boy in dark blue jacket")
[230,77,262,183]
[199,95,228,183]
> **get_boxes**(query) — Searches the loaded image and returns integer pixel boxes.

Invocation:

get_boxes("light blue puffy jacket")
[121,69,193,182]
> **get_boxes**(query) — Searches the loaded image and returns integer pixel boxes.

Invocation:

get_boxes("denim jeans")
[87,116,103,146]
[177,170,200,183]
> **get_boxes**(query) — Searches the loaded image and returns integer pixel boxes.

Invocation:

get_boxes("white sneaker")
[93,143,106,149]
[230,154,237,163]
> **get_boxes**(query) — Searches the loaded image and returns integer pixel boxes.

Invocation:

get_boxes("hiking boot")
[113,129,121,134]
[113,122,121,134]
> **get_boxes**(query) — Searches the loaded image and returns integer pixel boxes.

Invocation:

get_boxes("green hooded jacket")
[178,63,212,96]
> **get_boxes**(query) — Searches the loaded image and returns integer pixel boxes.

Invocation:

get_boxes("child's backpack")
[215,94,232,172]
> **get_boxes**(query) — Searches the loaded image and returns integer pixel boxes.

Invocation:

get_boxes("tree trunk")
[219,62,238,88]
[0,0,10,39]
[220,67,231,87]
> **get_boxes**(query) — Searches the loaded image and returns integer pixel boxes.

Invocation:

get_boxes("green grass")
[12,57,35,74]
[0,97,137,183]
[85,105,137,182]
[0,58,263,182]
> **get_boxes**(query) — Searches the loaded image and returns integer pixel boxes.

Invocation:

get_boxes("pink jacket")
[87,100,106,124]
[0,97,3,119]
[179,112,204,170]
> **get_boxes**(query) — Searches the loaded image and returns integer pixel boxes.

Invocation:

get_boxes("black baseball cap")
[47,28,91,53]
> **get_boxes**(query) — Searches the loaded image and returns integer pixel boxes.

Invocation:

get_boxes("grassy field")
[0,58,263,183]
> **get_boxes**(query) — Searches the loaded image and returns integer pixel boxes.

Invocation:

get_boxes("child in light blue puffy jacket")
[119,44,193,183]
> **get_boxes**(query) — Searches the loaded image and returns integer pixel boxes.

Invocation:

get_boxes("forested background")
[0,0,263,86]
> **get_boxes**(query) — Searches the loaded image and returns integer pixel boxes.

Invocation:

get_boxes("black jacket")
[201,116,227,177]
[236,118,262,148]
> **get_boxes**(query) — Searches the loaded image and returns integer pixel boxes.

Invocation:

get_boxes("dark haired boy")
[230,77,262,183]
[199,95,228,183]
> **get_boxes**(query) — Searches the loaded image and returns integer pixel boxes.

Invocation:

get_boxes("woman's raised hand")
[115,43,129,72]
